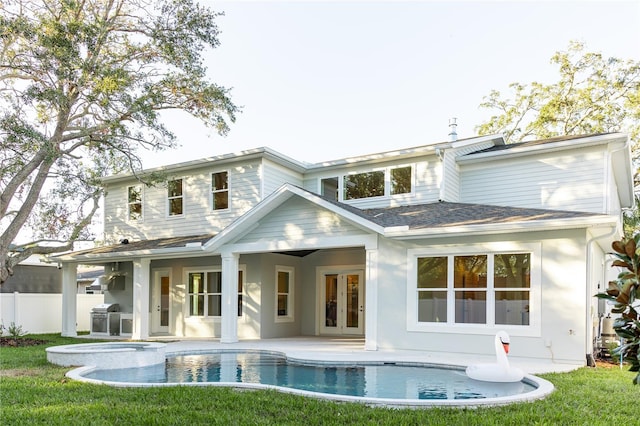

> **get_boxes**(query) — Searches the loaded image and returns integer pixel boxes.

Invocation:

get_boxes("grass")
[1,334,638,425]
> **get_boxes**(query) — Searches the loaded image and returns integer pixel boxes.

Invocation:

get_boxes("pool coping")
[63,346,555,408]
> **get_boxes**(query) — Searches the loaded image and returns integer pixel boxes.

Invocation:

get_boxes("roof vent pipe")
[448,117,458,141]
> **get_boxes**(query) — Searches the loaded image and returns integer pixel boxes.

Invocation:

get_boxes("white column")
[220,251,239,343]
[132,258,150,340]
[364,247,378,351]
[61,263,78,337]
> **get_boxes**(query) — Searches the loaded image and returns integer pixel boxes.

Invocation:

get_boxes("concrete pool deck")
[134,336,582,375]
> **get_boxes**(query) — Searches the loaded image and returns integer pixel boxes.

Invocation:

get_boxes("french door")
[320,270,364,335]
[152,269,170,334]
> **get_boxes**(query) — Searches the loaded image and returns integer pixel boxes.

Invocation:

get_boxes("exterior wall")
[302,155,441,208]
[235,197,368,245]
[103,159,263,242]
[441,142,495,202]
[459,146,607,213]
[262,158,304,195]
[375,229,591,364]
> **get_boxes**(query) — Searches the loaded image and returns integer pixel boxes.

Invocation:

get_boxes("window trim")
[185,268,222,318]
[166,177,185,218]
[275,265,295,323]
[210,170,230,211]
[126,184,143,222]
[406,242,541,336]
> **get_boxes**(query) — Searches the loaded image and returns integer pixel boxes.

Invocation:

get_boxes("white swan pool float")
[466,331,525,383]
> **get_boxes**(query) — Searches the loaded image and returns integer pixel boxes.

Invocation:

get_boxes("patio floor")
[144,336,583,375]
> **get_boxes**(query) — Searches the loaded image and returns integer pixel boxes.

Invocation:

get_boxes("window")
[494,254,530,326]
[320,177,339,201]
[167,178,184,216]
[187,268,245,318]
[390,166,412,195]
[188,271,221,317]
[409,243,538,334]
[320,166,413,201]
[127,185,142,220]
[275,266,294,321]
[211,171,229,210]
[344,171,385,200]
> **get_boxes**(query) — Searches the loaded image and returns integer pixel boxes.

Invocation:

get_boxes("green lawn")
[1,334,637,425]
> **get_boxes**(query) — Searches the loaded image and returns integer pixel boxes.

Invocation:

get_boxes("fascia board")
[384,216,618,240]
[54,245,207,263]
[456,133,628,165]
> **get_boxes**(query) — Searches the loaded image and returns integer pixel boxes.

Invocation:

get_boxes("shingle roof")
[359,202,605,229]
[469,133,609,155]
[66,199,607,258]
[70,233,215,256]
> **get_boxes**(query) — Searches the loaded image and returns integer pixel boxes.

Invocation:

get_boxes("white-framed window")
[275,265,294,322]
[319,165,414,202]
[127,185,142,221]
[187,270,221,317]
[407,242,541,336]
[167,178,184,217]
[186,267,245,318]
[211,171,229,210]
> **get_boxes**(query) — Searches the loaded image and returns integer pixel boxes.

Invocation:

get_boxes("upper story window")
[321,166,413,202]
[344,171,385,200]
[390,166,412,195]
[408,243,539,335]
[127,185,142,221]
[211,171,229,210]
[167,178,184,216]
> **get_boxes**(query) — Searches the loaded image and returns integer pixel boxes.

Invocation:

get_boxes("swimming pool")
[71,350,553,407]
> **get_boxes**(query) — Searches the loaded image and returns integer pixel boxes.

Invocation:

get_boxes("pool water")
[83,351,536,400]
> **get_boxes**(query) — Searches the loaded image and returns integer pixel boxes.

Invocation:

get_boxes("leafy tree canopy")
[0,0,237,283]
[476,41,640,235]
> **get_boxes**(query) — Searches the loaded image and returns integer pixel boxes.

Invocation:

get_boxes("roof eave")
[384,216,619,240]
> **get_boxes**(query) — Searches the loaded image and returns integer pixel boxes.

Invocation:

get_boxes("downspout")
[585,223,619,367]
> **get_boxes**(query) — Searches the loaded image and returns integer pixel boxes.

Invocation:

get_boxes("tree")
[476,41,640,236]
[0,0,238,284]
[596,236,640,385]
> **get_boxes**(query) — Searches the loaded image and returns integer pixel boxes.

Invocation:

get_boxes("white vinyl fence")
[0,292,103,334]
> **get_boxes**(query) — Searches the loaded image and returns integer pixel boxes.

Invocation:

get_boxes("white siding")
[441,142,495,202]
[236,197,368,245]
[104,159,262,242]
[459,147,606,213]
[262,158,304,196]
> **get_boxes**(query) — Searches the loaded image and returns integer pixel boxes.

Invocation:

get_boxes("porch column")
[61,263,78,337]
[220,251,239,343]
[364,247,378,351]
[132,258,150,340]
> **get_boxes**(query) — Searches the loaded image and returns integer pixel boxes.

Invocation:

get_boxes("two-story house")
[56,132,634,366]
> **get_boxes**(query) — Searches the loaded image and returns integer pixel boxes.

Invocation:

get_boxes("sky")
[144,1,640,168]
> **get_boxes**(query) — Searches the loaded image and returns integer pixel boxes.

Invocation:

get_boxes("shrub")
[596,235,640,384]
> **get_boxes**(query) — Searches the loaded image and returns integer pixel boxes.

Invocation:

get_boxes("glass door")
[152,270,170,334]
[321,270,364,335]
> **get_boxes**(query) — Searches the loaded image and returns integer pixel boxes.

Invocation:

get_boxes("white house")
[55,132,634,366]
